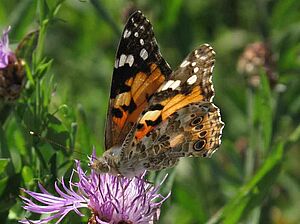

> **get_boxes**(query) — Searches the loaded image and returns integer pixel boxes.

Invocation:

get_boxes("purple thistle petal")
[0,26,15,68]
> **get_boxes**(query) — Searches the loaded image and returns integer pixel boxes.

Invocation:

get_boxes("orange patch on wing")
[115,92,131,107]
[135,125,153,140]
[113,63,167,136]
[135,86,206,140]
[199,111,221,149]
[112,107,128,129]
[127,63,165,125]
[125,77,134,86]
[132,64,165,106]
[162,86,203,120]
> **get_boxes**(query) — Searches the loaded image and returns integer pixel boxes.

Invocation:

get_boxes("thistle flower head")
[0,26,25,100]
[20,150,169,224]
[237,42,277,88]
[0,26,15,68]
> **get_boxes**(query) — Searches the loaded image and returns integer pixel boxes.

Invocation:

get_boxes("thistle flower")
[0,26,25,100]
[237,42,277,89]
[0,26,15,68]
[20,150,170,224]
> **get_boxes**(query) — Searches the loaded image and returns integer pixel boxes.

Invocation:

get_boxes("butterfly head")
[90,157,111,174]
[90,146,122,175]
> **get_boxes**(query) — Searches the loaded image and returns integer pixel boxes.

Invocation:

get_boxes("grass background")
[0,0,300,223]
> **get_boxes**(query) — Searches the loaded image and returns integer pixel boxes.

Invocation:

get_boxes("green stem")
[245,88,255,180]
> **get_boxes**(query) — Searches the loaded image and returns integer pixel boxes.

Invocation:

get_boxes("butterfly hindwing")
[119,102,224,172]
[105,11,172,150]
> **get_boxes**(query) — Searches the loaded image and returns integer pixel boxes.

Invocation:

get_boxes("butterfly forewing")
[105,11,172,150]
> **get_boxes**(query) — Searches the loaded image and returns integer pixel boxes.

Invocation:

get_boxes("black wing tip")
[127,10,144,21]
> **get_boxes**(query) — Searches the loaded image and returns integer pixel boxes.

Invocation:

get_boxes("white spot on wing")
[126,55,134,67]
[140,48,148,60]
[169,80,181,90]
[191,62,197,66]
[140,110,161,123]
[200,55,208,60]
[140,39,144,45]
[180,60,190,67]
[187,74,197,85]
[193,67,199,73]
[123,29,131,38]
[134,32,139,37]
[161,80,174,91]
[119,54,127,67]
[114,59,119,68]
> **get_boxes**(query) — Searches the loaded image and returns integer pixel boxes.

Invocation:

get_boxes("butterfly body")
[91,11,224,177]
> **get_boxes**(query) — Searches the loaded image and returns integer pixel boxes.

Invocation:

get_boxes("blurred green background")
[0,0,300,223]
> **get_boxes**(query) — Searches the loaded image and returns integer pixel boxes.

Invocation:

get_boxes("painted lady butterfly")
[91,11,224,177]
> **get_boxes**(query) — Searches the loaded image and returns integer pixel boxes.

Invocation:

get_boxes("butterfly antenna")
[29,130,87,159]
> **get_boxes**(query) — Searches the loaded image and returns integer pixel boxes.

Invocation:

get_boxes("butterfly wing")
[138,102,223,160]
[105,11,172,150]
[133,44,219,140]
[121,44,224,164]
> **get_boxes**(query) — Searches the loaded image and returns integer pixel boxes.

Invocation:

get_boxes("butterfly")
[90,11,224,177]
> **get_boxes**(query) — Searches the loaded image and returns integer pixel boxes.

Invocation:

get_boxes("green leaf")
[10,146,22,174]
[38,0,50,26]
[0,176,8,196]
[21,166,34,185]
[35,58,53,79]
[0,159,10,173]
[259,71,273,151]
[47,113,62,125]
[288,122,300,143]
[216,142,284,224]
[254,70,273,151]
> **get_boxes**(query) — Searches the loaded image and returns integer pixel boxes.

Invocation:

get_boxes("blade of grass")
[257,71,273,152]
[207,141,284,224]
